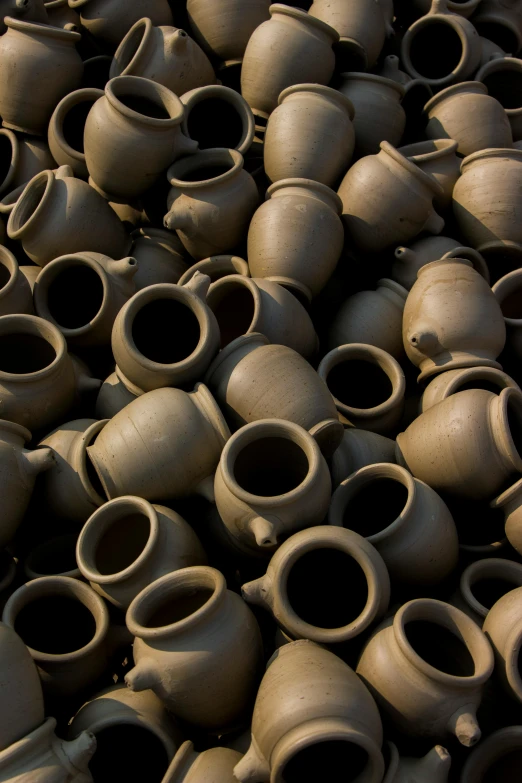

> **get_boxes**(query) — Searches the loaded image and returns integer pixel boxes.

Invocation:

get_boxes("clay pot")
[2,575,110,697]
[48,87,103,179]
[337,73,406,159]
[0,129,56,212]
[309,0,386,70]
[451,558,522,626]
[421,366,520,412]
[461,725,522,783]
[242,525,390,643]
[470,0,522,55]
[69,0,174,50]
[234,639,384,783]
[318,344,406,434]
[476,56,522,141]
[178,255,249,286]
[396,387,522,500]
[424,82,513,158]
[77,496,207,609]
[383,742,451,783]
[0,0,47,33]
[327,279,407,361]
[492,475,522,554]
[206,274,317,357]
[247,178,343,301]
[44,0,80,30]
[111,275,220,392]
[165,149,259,261]
[110,18,216,94]
[331,429,396,487]
[87,384,229,503]
[129,227,188,290]
[34,252,138,346]
[493,267,522,360]
[357,599,494,746]
[214,419,331,554]
[0,245,33,316]
[397,139,460,211]
[338,142,444,254]
[94,368,140,419]
[163,740,242,783]
[329,463,458,584]
[181,85,254,156]
[401,0,482,87]
[241,4,338,119]
[204,334,343,456]
[483,586,522,702]
[24,535,81,580]
[186,0,270,60]
[264,84,354,186]
[392,235,490,289]
[0,19,82,135]
[7,166,131,267]
[125,566,264,732]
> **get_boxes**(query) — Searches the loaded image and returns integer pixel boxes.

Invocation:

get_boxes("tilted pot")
[162,740,242,783]
[330,428,396,488]
[421,366,520,412]
[0,244,33,316]
[309,0,387,70]
[0,129,55,211]
[392,235,489,289]
[130,227,188,290]
[177,254,249,287]
[383,742,451,783]
[450,558,522,626]
[397,139,460,211]
[181,84,254,156]
[68,0,174,50]
[0,0,47,33]
[460,725,522,783]
[483,586,522,703]
[186,0,271,62]
[48,88,103,179]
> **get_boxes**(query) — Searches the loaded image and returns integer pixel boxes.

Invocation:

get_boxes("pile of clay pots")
[2,0,522,781]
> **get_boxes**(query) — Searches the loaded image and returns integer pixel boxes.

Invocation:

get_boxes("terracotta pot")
[88,384,229,503]
[24,535,81,581]
[125,566,264,732]
[327,279,407,361]
[242,525,390,643]
[2,575,110,697]
[424,82,512,158]
[163,740,242,783]
[165,149,258,261]
[318,344,406,434]
[234,639,384,783]
[357,598,494,746]
[453,149,522,248]
[397,139,460,211]
[94,367,140,419]
[129,227,187,290]
[392,235,489,289]
[0,129,56,213]
[403,258,506,382]
[48,88,103,179]
[44,0,80,29]
[111,275,220,392]
[461,725,522,782]
[241,4,338,119]
[383,742,451,783]
[69,0,174,50]
[329,463,458,584]
[421,366,520,412]
[206,274,317,358]
[0,245,33,316]
[0,0,47,33]
[178,254,249,286]
[181,85,254,156]
[7,166,131,267]
[204,334,343,457]
[338,142,444,254]
[470,0,522,55]
[0,18,82,134]
[396,387,522,500]
[476,55,522,141]
[330,428,396,487]
[186,0,270,61]
[450,558,522,626]
[337,73,405,158]
[401,0,482,87]
[483,586,522,702]
[264,84,354,186]
[110,18,216,94]
[247,178,343,301]
[493,267,522,360]
[214,419,331,554]
[309,0,386,70]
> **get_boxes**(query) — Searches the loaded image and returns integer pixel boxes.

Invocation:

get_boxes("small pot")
[461,725,522,783]
[392,235,489,289]
[178,255,249,287]
[181,84,255,156]
[0,245,33,316]
[330,428,396,488]
[397,139,460,211]
[483,586,522,703]
[450,558,522,625]
[69,0,174,50]
[48,87,103,179]
[421,366,520,412]
[163,740,242,783]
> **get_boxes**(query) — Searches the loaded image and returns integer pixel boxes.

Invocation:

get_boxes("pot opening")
[62,98,98,153]
[507,394,522,459]
[0,133,13,189]
[326,360,393,409]
[482,245,522,285]
[88,724,169,783]
[286,547,369,628]
[497,282,522,319]
[0,332,56,373]
[211,284,255,347]
[482,747,522,783]
[0,259,11,290]
[457,379,508,394]
[282,740,368,783]
[117,21,147,73]
[409,23,462,80]
[10,175,48,232]
[143,586,214,628]
[27,536,78,577]
[118,93,171,120]
[187,97,244,150]
[179,163,232,182]
[14,594,96,654]
[482,69,522,110]
[233,437,309,497]
[470,577,520,611]
[132,298,201,364]
[405,619,475,676]
[474,22,519,56]
[82,56,111,90]
[95,513,150,575]
[341,478,408,537]
[46,264,104,328]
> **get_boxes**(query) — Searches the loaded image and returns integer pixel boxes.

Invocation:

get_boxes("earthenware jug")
[181,85,254,156]
[477,55,522,141]
[398,139,460,211]
[309,0,386,70]
[163,740,242,783]
[483,586,522,703]
[450,558,522,625]
[130,227,188,290]
[0,245,33,316]
[178,254,249,286]
[0,129,55,211]
[460,724,522,782]
[186,0,271,61]
[48,88,103,179]
[421,366,520,412]
[0,0,47,33]
[383,743,451,783]
[392,235,489,289]
[68,0,174,50]
[331,429,396,487]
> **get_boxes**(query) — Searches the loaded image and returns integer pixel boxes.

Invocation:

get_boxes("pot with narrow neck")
[181,84,255,157]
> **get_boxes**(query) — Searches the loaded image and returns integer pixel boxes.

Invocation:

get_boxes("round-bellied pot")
[461,725,522,783]
[397,139,460,211]
[129,227,188,290]
[309,0,386,70]
[421,366,520,412]
[94,368,140,419]
[0,0,47,33]
[181,84,254,156]
[383,742,451,783]
[477,55,522,141]
[0,129,55,211]
[483,586,522,703]
[44,0,80,29]
[125,566,264,733]
[392,235,489,289]
[68,0,174,50]
[24,535,81,581]
[163,740,242,783]
[48,88,103,179]
[0,245,33,316]
[493,267,522,360]
[178,255,249,286]
[450,558,522,626]
[186,0,271,62]
[330,429,396,488]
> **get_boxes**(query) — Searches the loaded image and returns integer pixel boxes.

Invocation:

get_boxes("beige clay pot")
[94,368,140,419]
[397,139,460,211]
[309,0,387,70]
[483,586,522,703]
[177,254,249,287]
[492,476,522,555]
[0,129,56,212]
[450,558,522,626]
[0,0,47,33]
[383,742,451,783]
[130,227,188,290]
[392,235,490,289]
[477,55,522,141]
[470,0,522,57]
[181,85,255,156]
[69,0,174,50]
[461,725,522,783]
[48,88,103,179]
[44,0,80,30]
[493,267,522,360]
[0,245,33,316]
[162,740,242,783]
[421,366,520,412]
[330,428,396,487]
[186,0,271,62]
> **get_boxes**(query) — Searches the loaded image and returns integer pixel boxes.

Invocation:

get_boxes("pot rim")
[0,244,20,300]
[204,331,270,385]
[492,267,522,324]
[402,14,473,87]
[379,141,444,197]
[491,387,522,474]
[45,0,69,7]
[460,557,522,619]
[460,147,522,173]
[476,55,522,115]
[167,148,244,189]
[461,725,522,782]
[0,129,18,197]
[178,255,249,287]
[74,418,109,507]
[0,417,32,443]
[278,83,355,119]
[377,277,409,302]
[8,169,56,241]
[49,88,104,165]
[110,17,154,79]
[206,274,261,340]
[72,711,177,757]
[106,75,185,128]
[0,717,58,767]
[269,4,340,42]
[491,474,522,509]
[505,618,522,700]
[266,177,343,214]
[398,138,459,163]
[424,81,487,114]
[4,15,81,41]
[0,313,67,383]
[162,740,196,783]
[181,84,255,156]
[338,71,405,98]
[427,366,519,407]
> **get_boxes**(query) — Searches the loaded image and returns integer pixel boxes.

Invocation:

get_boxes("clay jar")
[178,254,249,286]
[241,4,338,119]
[403,258,506,381]
[421,366,520,412]
[264,84,355,187]
[424,82,512,157]
[85,76,198,204]
[461,725,522,783]
[111,275,220,391]
[130,227,188,290]
[0,129,55,211]
[483,586,522,703]
[396,387,522,500]
[163,740,242,783]
[329,463,458,584]
[338,142,444,254]
[337,73,405,159]
[477,55,522,141]
[392,235,489,289]
[309,0,386,70]
[2,575,110,697]
[492,476,522,554]
[206,275,317,358]
[7,166,130,267]
[68,0,174,50]
[0,0,48,33]
[214,419,331,554]
[48,87,103,179]
[186,0,271,61]
[398,139,460,211]
[234,639,385,783]
[318,344,406,434]
[401,0,482,87]
[125,566,264,732]
[181,85,255,156]
[242,525,390,644]
[87,384,230,503]
[247,179,343,301]
[330,429,396,487]
[383,743,452,783]
[165,149,258,261]
[0,245,33,316]
[493,267,522,360]
[204,334,344,457]
[451,558,522,625]
[327,279,407,360]
[77,496,207,609]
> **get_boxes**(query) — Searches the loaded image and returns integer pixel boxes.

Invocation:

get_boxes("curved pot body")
[492,475,522,555]
[493,267,522,360]
[0,129,55,210]
[130,227,188,290]
[48,88,103,179]
[392,235,489,289]
[397,139,460,211]
[482,585,522,703]
[94,368,139,419]
[0,245,33,316]
[181,84,254,156]
[163,740,242,783]
[421,366,520,412]
[69,0,173,50]
[309,0,386,69]
[186,0,271,61]
[383,742,451,783]
[450,558,522,626]
[178,254,249,286]
[461,725,522,782]
[330,428,396,487]
[477,55,522,141]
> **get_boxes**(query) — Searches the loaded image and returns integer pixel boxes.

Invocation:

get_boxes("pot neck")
[266,178,342,214]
